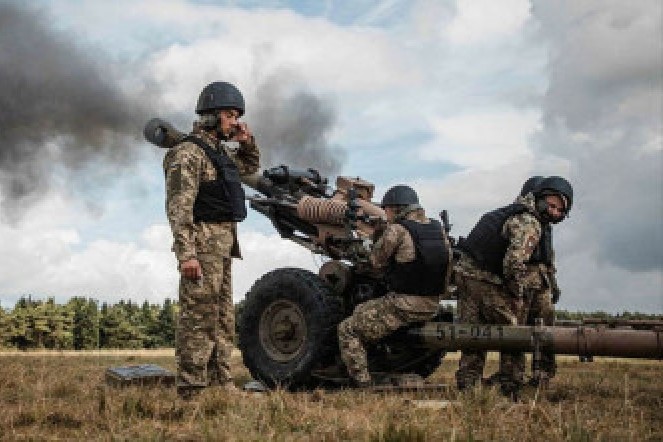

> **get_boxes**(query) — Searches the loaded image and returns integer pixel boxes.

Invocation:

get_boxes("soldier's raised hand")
[180,258,202,281]
[232,122,253,143]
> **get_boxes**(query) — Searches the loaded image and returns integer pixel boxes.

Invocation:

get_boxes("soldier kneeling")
[337,185,452,387]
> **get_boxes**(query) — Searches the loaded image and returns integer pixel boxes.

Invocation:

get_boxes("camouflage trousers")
[177,254,234,388]
[455,274,524,392]
[524,288,556,379]
[338,293,439,384]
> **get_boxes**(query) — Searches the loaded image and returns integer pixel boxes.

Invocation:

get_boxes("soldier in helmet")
[483,176,562,388]
[337,185,452,387]
[163,81,260,399]
[454,176,572,399]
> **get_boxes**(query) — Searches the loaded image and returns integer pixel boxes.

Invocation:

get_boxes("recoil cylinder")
[297,196,347,225]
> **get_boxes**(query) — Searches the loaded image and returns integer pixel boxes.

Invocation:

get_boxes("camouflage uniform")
[515,193,557,381]
[337,210,451,384]
[455,194,544,393]
[164,123,259,389]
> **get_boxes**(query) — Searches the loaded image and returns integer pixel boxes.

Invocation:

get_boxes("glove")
[551,286,561,304]
[549,272,561,304]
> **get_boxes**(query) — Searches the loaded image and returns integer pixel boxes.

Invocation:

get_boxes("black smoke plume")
[0,2,158,217]
[249,69,347,177]
[0,3,346,220]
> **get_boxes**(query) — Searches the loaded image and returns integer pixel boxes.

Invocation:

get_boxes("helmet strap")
[199,113,218,129]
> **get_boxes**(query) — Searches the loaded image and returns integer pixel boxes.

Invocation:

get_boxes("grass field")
[0,350,661,441]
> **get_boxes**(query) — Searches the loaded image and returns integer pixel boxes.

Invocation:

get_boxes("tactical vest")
[184,136,247,223]
[458,203,552,277]
[387,219,448,296]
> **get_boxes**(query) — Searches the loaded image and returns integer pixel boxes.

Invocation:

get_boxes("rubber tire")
[367,309,451,379]
[238,268,343,389]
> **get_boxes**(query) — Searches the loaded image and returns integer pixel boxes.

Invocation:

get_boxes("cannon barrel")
[143,118,186,149]
[409,322,663,359]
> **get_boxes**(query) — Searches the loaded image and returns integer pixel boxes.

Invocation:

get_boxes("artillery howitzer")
[145,118,663,390]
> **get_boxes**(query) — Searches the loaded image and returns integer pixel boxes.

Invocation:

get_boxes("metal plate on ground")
[105,364,176,387]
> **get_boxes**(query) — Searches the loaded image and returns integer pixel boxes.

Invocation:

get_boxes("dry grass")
[0,350,661,441]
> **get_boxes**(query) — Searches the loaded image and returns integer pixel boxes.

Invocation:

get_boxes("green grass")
[0,351,661,441]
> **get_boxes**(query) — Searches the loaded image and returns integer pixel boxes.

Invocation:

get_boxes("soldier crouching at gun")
[454,176,572,400]
[159,81,260,400]
[337,185,453,387]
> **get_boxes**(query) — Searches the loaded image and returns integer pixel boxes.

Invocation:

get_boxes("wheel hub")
[259,300,307,362]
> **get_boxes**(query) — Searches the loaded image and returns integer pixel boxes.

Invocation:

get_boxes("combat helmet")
[534,176,573,222]
[196,81,245,116]
[519,175,544,197]
[381,185,420,207]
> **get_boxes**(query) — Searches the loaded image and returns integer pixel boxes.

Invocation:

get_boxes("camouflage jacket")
[513,193,557,295]
[455,194,551,295]
[370,210,453,297]
[163,123,260,263]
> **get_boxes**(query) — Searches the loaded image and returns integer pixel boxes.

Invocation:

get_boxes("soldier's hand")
[551,286,561,304]
[180,258,202,280]
[549,271,561,304]
[232,122,253,143]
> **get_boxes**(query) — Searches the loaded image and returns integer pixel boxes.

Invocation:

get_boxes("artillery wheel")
[239,268,343,389]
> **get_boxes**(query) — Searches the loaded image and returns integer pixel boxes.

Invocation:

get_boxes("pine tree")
[157,298,177,347]
[0,305,9,348]
[68,297,100,350]
[100,302,146,349]
[140,300,160,348]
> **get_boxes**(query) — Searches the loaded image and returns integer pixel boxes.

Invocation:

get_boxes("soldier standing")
[337,185,452,387]
[454,176,572,399]
[163,81,260,399]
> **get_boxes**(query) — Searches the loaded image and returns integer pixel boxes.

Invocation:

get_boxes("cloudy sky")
[0,0,660,313]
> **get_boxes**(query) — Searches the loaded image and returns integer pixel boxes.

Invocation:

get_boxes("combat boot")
[527,373,550,389]
[177,386,204,401]
[481,372,503,387]
[499,382,521,402]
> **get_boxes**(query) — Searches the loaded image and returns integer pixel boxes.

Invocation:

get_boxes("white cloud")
[447,0,530,46]
[557,248,663,313]
[0,189,172,305]
[419,109,541,169]
[144,6,417,114]
[0,190,321,307]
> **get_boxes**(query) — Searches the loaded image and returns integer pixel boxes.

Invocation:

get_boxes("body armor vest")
[458,203,552,277]
[184,136,247,223]
[387,219,448,296]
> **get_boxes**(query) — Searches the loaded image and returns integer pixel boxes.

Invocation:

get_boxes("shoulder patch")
[167,164,183,193]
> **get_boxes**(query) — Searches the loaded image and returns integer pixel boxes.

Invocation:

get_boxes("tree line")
[0,296,659,350]
[0,296,176,350]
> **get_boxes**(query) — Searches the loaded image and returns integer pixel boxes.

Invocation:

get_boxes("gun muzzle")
[144,118,186,149]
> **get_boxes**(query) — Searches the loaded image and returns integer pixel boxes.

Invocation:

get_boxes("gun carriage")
[145,118,662,390]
